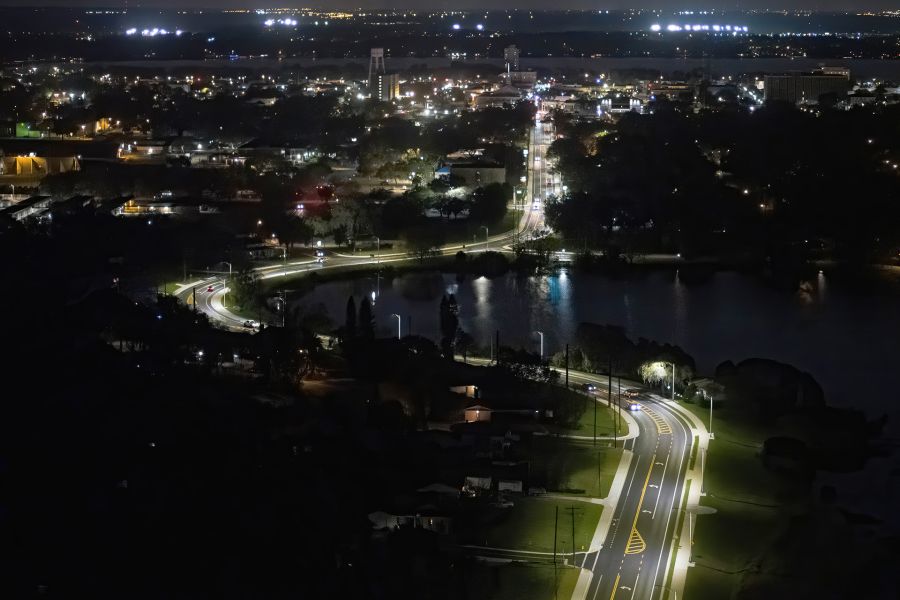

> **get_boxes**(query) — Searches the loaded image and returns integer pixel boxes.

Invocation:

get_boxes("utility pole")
[553,505,558,563]
[598,453,602,492]
[613,389,618,448]
[495,330,501,365]
[191,286,196,313]
[608,356,612,408]
[617,374,622,433]
[553,505,559,600]
[566,506,577,564]
[565,344,569,389]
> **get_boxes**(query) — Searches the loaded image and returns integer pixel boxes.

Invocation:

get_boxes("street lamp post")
[672,363,676,402]
[659,360,676,402]
[481,226,489,251]
[534,330,544,360]
[391,313,401,339]
[274,292,287,327]
[222,261,232,308]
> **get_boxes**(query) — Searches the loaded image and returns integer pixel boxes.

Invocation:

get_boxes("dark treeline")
[546,101,900,265]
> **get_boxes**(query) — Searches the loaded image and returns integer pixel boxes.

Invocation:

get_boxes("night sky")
[0,1,896,11]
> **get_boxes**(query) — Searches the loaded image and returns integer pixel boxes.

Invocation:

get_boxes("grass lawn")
[678,400,809,600]
[568,399,623,438]
[463,562,580,600]
[159,280,187,295]
[481,497,602,553]
[527,437,622,498]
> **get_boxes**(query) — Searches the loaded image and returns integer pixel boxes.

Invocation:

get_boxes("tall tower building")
[368,47,386,82]
[503,45,520,71]
[368,47,399,101]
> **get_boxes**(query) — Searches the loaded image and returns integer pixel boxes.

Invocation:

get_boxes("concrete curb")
[590,449,634,552]
[654,397,710,600]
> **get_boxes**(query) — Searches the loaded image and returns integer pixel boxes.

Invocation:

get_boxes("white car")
[629,403,641,412]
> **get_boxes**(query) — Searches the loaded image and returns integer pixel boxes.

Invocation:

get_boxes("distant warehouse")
[763,67,850,105]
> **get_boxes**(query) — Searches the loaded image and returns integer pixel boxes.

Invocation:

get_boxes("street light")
[391,313,401,339]
[274,292,287,327]
[646,361,676,401]
[534,330,544,360]
[656,360,676,401]
[222,261,232,308]
[481,225,489,251]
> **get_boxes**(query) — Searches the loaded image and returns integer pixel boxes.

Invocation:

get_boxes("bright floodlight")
[452,23,461,30]
[476,23,484,31]
[650,24,661,32]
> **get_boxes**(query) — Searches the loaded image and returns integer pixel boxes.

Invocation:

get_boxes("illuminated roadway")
[565,373,691,600]
[177,116,554,328]
[459,362,694,600]
[176,115,696,599]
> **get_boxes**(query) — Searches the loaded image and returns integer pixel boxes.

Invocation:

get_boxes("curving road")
[177,117,553,329]
[567,375,692,600]
[456,363,697,600]
[173,118,702,599]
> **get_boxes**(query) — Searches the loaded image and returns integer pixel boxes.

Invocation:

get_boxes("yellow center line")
[631,459,655,534]
[609,573,621,600]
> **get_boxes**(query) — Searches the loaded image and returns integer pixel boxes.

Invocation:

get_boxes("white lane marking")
[647,400,691,600]
[652,450,671,518]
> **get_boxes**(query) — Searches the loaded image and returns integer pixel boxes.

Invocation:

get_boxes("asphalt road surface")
[572,382,691,600]
[177,117,554,329]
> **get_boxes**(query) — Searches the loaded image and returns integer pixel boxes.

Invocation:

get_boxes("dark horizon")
[1,2,900,11]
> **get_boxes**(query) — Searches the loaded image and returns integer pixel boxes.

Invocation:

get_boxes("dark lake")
[294,267,900,424]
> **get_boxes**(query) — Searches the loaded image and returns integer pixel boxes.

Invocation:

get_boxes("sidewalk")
[570,435,636,600]
[656,397,710,600]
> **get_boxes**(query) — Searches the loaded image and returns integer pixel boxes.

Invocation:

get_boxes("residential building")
[503,45,521,71]
[764,69,851,104]
[499,70,537,89]
[371,72,400,102]
[473,85,522,109]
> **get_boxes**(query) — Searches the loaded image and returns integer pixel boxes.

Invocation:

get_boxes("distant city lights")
[651,23,749,33]
[125,27,185,37]
[265,18,298,27]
